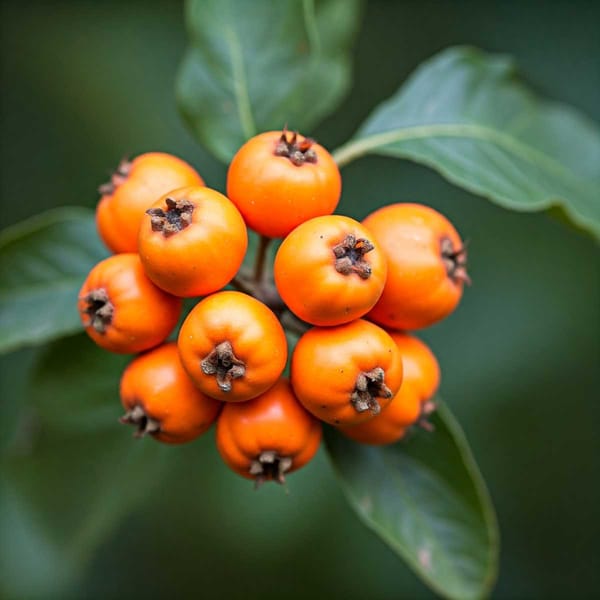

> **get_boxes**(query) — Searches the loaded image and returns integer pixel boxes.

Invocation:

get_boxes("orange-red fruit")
[78,253,181,354]
[138,186,248,297]
[216,377,322,484]
[178,291,287,402]
[363,203,468,330]
[339,332,440,445]
[96,152,204,254]
[226,130,341,238]
[274,215,387,326]
[390,331,441,401]
[119,343,221,444]
[290,319,403,426]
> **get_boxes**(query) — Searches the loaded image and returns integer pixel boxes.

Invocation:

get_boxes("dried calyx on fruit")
[332,234,374,279]
[249,450,293,486]
[363,203,469,330]
[274,128,317,166]
[77,254,182,354]
[120,404,161,438]
[290,319,403,426]
[118,343,221,445]
[138,186,248,298]
[80,288,113,333]
[441,238,471,285]
[96,153,204,254]
[215,378,322,485]
[201,341,247,393]
[146,197,194,237]
[226,129,341,238]
[351,367,393,414]
[98,157,131,196]
[178,291,287,403]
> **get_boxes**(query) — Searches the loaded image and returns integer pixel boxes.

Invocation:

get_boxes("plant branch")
[230,275,255,296]
[280,310,310,337]
[254,235,272,283]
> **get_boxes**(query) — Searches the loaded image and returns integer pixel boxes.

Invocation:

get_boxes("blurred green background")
[1,1,598,598]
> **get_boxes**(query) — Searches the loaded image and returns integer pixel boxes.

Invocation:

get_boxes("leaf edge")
[324,401,500,600]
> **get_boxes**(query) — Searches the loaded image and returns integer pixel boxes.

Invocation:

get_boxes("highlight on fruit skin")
[96,152,204,254]
[177,291,288,403]
[82,132,460,490]
[274,215,387,326]
[215,377,322,486]
[77,253,182,354]
[338,331,441,445]
[290,319,403,426]
[138,185,248,297]
[226,129,342,238]
[363,203,469,330]
[119,343,221,444]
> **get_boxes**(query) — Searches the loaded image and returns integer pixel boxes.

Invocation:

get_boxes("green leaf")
[0,348,39,453]
[177,0,361,162]
[0,434,167,599]
[0,208,107,354]
[29,334,129,433]
[0,334,167,599]
[333,46,600,239]
[325,402,499,600]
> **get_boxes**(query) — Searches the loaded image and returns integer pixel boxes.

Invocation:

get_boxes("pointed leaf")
[333,47,600,239]
[0,335,167,598]
[29,334,129,433]
[325,402,499,600]
[0,208,107,354]
[177,0,361,162]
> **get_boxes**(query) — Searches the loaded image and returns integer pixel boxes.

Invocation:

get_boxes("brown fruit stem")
[146,197,194,237]
[441,237,471,285]
[120,404,161,438]
[249,450,293,487]
[228,233,306,328]
[201,341,246,392]
[231,266,287,317]
[274,127,318,166]
[81,289,114,333]
[254,235,272,283]
[98,157,132,195]
[280,310,311,337]
[230,274,256,296]
[332,234,374,279]
[351,367,393,415]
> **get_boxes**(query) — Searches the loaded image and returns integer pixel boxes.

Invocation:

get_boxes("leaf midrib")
[215,0,325,143]
[367,451,484,599]
[334,123,592,195]
[326,401,499,599]
[221,0,255,139]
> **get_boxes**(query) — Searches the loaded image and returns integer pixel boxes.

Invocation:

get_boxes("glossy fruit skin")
[390,331,440,400]
[226,131,341,238]
[274,215,387,326]
[120,343,221,444]
[178,291,287,402]
[291,319,403,426]
[138,186,248,297]
[363,203,466,330]
[339,332,440,445]
[96,152,204,254]
[216,378,322,482]
[78,253,181,354]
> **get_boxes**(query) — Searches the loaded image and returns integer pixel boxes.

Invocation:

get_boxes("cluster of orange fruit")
[78,130,467,485]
